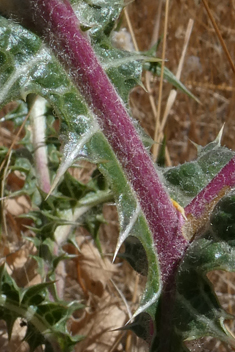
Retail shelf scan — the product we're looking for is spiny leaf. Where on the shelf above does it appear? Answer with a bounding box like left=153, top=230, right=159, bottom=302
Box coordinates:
left=171, top=190, right=235, bottom=350
left=0, top=264, right=83, bottom=351
left=0, top=15, right=161, bottom=324
left=72, top=0, right=196, bottom=103
left=20, top=282, right=53, bottom=305
left=88, top=132, right=161, bottom=319
left=163, top=132, right=234, bottom=207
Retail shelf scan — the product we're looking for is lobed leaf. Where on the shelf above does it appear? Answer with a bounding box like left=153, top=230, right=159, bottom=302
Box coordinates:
left=0, top=2, right=215, bottom=350
left=0, top=264, right=83, bottom=351
left=0, top=13, right=161, bottom=329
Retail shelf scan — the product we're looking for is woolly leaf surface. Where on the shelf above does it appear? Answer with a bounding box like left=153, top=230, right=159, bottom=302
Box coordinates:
left=0, top=14, right=161, bottom=326
left=163, top=139, right=234, bottom=207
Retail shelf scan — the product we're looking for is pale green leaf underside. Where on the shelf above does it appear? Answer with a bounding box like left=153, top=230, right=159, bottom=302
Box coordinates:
left=0, top=16, right=161, bottom=319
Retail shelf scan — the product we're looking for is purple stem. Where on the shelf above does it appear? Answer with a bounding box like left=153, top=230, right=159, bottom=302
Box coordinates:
left=3, top=0, right=189, bottom=283
left=185, top=156, right=235, bottom=237
left=9, top=3, right=235, bottom=351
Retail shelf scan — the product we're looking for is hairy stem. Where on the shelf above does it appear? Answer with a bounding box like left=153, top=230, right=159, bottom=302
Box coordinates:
left=2, top=0, right=189, bottom=283
left=185, top=156, right=235, bottom=239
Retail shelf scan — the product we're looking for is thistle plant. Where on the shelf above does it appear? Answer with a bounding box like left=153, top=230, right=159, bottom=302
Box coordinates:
left=0, top=1, right=235, bottom=352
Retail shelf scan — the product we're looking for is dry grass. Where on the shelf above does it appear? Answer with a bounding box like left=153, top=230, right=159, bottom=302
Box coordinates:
left=127, top=1, right=235, bottom=351
left=128, top=0, right=235, bottom=164
left=1, top=0, right=235, bottom=351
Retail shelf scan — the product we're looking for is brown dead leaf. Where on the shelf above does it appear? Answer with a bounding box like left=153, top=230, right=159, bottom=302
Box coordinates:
left=69, top=160, right=96, bottom=184
left=5, top=196, right=30, bottom=216
left=71, top=294, right=127, bottom=352
left=0, top=318, right=29, bottom=352
left=7, top=171, right=25, bottom=191
left=77, top=242, right=117, bottom=297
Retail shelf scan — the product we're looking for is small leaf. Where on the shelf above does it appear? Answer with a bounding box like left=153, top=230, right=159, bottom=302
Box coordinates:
left=20, top=282, right=53, bottom=306
left=0, top=264, right=83, bottom=351
left=163, top=136, right=234, bottom=207
left=144, top=61, right=199, bottom=102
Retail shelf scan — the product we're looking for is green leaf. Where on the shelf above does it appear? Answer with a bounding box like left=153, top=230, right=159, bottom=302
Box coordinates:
left=119, top=236, right=148, bottom=276
left=175, top=244, right=234, bottom=342
left=144, top=61, right=199, bottom=102
left=2, top=2, right=235, bottom=351
left=171, top=190, right=235, bottom=350
left=93, top=35, right=143, bottom=103
left=163, top=133, right=234, bottom=207
left=0, top=264, right=83, bottom=351
left=71, top=0, right=123, bottom=36
left=0, top=15, right=161, bottom=326
left=20, top=282, right=53, bottom=305
left=0, top=100, right=28, bottom=125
